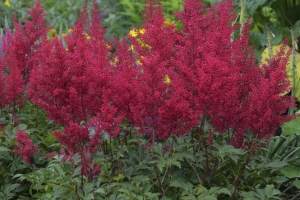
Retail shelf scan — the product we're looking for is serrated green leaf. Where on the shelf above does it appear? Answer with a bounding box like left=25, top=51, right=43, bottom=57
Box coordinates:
left=198, top=195, right=217, bottom=200
left=246, top=0, right=268, bottom=14
left=256, top=184, right=281, bottom=199
left=293, top=180, right=300, bottom=189
left=217, top=145, right=243, bottom=162
left=208, top=187, right=231, bottom=196
left=170, top=181, right=193, bottom=192
left=95, top=187, right=106, bottom=194
left=282, top=117, right=300, bottom=135
left=280, top=166, right=300, bottom=178
left=0, top=146, right=11, bottom=152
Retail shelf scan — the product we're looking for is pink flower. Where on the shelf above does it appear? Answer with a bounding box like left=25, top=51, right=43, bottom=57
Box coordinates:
left=13, top=130, right=38, bottom=164
left=28, top=1, right=113, bottom=127
left=173, top=0, right=295, bottom=147
left=128, top=0, right=196, bottom=139
left=12, top=1, right=48, bottom=83
left=53, top=121, right=101, bottom=179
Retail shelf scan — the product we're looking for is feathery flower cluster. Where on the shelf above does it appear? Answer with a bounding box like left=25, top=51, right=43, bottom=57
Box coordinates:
left=128, top=0, right=197, bottom=139
left=172, top=0, right=295, bottom=147
left=53, top=122, right=101, bottom=180
left=0, top=1, right=48, bottom=109
left=28, top=1, right=115, bottom=127
left=13, top=130, right=38, bottom=164
left=0, top=25, right=24, bottom=108
left=12, top=1, right=48, bottom=83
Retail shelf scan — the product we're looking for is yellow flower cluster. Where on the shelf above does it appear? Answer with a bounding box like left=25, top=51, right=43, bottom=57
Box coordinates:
left=128, top=28, right=150, bottom=51
left=129, top=28, right=146, bottom=38
left=164, top=18, right=175, bottom=27
left=48, top=28, right=57, bottom=38
left=164, top=74, right=171, bottom=84
left=4, top=0, right=10, bottom=7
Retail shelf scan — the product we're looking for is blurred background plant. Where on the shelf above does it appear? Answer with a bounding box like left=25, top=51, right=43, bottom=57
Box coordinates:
left=235, top=0, right=300, bottom=126
left=0, top=0, right=184, bottom=39
left=0, top=0, right=85, bottom=32
left=2, top=0, right=300, bottom=41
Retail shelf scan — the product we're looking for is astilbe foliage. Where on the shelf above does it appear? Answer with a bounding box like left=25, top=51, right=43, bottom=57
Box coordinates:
left=173, top=0, right=295, bottom=147
left=13, top=130, right=38, bottom=164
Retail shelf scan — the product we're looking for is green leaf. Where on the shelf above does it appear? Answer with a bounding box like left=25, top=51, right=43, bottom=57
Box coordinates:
left=246, top=0, right=268, bottom=14
left=17, top=123, right=27, bottom=130
left=256, top=184, right=281, bottom=199
left=282, top=117, right=300, bottom=135
left=95, top=187, right=106, bottom=194
left=294, top=180, right=300, bottom=189
left=217, top=145, right=243, bottom=163
left=0, top=146, right=11, bottom=152
left=280, top=165, right=300, bottom=178
left=170, top=180, right=193, bottom=192
left=198, top=195, right=217, bottom=200
left=208, top=187, right=231, bottom=196
left=83, top=183, right=94, bottom=197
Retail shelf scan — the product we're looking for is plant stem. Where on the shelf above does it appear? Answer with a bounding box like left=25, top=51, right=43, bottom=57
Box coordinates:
left=110, top=137, right=114, bottom=180
left=232, top=139, right=257, bottom=199
left=202, top=145, right=210, bottom=185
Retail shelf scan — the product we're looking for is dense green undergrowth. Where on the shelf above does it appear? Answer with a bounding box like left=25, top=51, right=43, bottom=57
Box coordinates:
left=0, top=102, right=300, bottom=199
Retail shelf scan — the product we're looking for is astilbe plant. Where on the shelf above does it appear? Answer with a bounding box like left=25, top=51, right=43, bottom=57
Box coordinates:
left=0, top=1, right=47, bottom=113
left=12, top=1, right=48, bottom=84
left=0, top=25, right=24, bottom=109
left=109, top=38, right=138, bottom=126
left=171, top=0, right=295, bottom=147
left=128, top=0, right=197, bottom=140
left=28, top=1, right=116, bottom=128
left=13, top=130, right=38, bottom=164
left=53, top=122, right=101, bottom=181
left=27, top=0, right=121, bottom=181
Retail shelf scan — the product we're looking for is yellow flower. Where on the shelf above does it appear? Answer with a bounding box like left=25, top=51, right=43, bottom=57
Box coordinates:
left=137, top=56, right=145, bottom=65
left=129, top=29, right=138, bottom=37
left=164, top=74, right=171, bottom=84
left=139, top=28, right=146, bottom=35
left=129, top=44, right=134, bottom=51
left=136, top=59, right=142, bottom=66
left=114, top=57, right=118, bottom=64
left=106, top=42, right=111, bottom=50
left=4, top=0, right=10, bottom=7
left=48, top=28, right=57, bottom=38
left=164, top=18, right=175, bottom=27
left=85, top=33, right=91, bottom=40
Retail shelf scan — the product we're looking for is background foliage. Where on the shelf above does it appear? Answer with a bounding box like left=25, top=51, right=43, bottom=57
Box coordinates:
left=0, top=0, right=184, bottom=39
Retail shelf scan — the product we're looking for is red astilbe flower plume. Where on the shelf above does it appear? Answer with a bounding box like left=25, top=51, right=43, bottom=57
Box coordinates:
left=28, top=0, right=118, bottom=133
left=173, top=0, right=295, bottom=147
left=12, top=1, right=48, bottom=83
left=229, top=42, right=295, bottom=146
left=128, top=0, right=197, bottom=139
left=53, top=121, right=101, bottom=180
left=0, top=25, right=24, bottom=108
left=174, top=0, right=240, bottom=122
left=109, top=38, right=138, bottom=125
left=13, top=130, right=38, bottom=164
